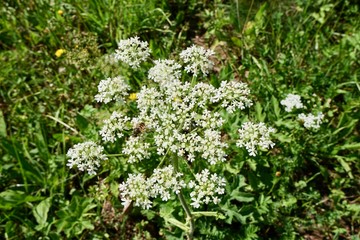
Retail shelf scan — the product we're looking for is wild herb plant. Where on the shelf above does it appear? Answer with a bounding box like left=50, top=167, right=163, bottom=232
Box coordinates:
left=66, top=36, right=275, bottom=239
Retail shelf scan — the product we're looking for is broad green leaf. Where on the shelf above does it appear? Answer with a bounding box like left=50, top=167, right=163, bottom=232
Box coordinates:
left=33, top=197, right=52, bottom=226
left=75, top=114, right=89, bottom=132
left=255, top=102, right=266, bottom=122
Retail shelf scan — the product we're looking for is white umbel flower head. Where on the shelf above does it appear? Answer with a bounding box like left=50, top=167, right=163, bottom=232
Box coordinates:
left=149, top=165, right=186, bottom=201
left=99, top=111, right=131, bottom=142
left=298, top=113, right=324, bottom=129
left=114, top=36, right=151, bottom=69
left=119, top=173, right=153, bottom=209
left=95, top=76, right=130, bottom=103
left=236, top=122, right=276, bottom=156
left=180, top=45, right=215, bottom=76
left=122, top=136, right=151, bottom=163
left=188, top=169, right=226, bottom=208
left=148, top=59, right=182, bottom=85
left=280, top=94, right=304, bottom=112
left=215, top=81, right=253, bottom=113
left=66, top=141, right=108, bottom=175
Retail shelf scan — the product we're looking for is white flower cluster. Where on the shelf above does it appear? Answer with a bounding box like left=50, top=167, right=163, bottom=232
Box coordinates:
left=280, top=94, right=304, bottom=112
left=148, top=59, right=182, bottom=84
left=99, top=111, right=131, bottom=142
left=280, top=93, right=325, bottom=129
left=66, top=141, right=108, bottom=175
left=95, top=76, right=130, bottom=103
left=188, top=169, right=226, bottom=208
left=236, top=122, right=276, bottom=156
left=114, top=36, right=150, bottom=69
left=119, top=165, right=185, bottom=209
left=149, top=165, right=186, bottom=201
left=180, top=45, right=215, bottom=76
left=298, top=113, right=324, bottom=129
left=122, top=136, right=151, bottom=163
left=132, top=79, right=251, bottom=165
left=216, top=81, right=253, bottom=113
left=119, top=173, right=152, bottom=209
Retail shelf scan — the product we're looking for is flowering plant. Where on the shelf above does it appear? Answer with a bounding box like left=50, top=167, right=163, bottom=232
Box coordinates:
left=66, top=37, right=276, bottom=239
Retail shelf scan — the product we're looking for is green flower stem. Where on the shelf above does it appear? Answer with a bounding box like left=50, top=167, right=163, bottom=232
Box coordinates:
left=178, top=190, right=195, bottom=240
left=172, top=157, right=195, bottom=239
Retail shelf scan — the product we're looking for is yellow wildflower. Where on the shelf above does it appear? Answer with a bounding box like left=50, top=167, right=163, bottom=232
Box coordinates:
left=55, top=49, right=66, bottom=58
left=57, top=10, right=64, bottom=15
left=129, top=93, right=137, bottom=100
left=173, top=97, right=182, bottom=103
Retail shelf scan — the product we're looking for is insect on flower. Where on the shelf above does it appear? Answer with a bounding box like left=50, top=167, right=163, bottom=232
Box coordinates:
left=133, top=122, right=146, bottom=137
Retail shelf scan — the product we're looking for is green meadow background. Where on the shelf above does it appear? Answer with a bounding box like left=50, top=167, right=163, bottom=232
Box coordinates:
left=0, top=0, right=359, bottom=239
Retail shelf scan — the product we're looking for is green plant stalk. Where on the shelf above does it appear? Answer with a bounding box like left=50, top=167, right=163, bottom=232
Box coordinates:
left=178, top=190, right=195, bottom=240
left=172, top=157, right=195, bottom=239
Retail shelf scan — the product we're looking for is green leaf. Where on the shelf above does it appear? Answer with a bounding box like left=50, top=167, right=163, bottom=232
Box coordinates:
left=0, top=190, right=43, bottom=209
left=335, top=156, right=353, bottom=179
left=230, top=191, right=255, bottom=203
left=33, top=197, right=52, bottom=227
left=0, top=110, right=6, bottom=137
left=75, top=114, right=89, bottom=132
left=255, top=102, right=266, bottom=122
left=271, top=96, right=280, bottom=119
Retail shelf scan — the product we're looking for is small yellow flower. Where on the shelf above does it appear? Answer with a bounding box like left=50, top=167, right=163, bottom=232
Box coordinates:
left=55, top=49, right=66, bottom=58
left=57, top=10, right=64, bottom=15
left=129, top=93, right=137, bottom=100
left=173, top=97, right=182, bottom=103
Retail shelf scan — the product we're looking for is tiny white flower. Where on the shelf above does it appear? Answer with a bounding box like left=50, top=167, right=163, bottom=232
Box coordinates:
left=149, top=165, right=186, bottom=201
left=122, top=136, right=151, bottom=163
left=298, top=112, right=324, bottom=129
left=236, top=122, right=275, bottom=156
left=119, top=173, right=153, bottom=209
left=180, top=45, right=215, bottom=76
left=188, top=169, right=226, bottom=208
left=66, top=141, right=108, bottom=175
left=95, top=76, right=130, bottom=103
left=114, top=36, right=151, bottom=69
left=280, top=94, right=304, bottom=112
left=148, top=59, right=182, bottom=85
left=99, top=111, right=131, bottom=142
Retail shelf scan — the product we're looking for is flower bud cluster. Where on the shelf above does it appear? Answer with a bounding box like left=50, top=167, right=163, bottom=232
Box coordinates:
left=280, top=94, right=304, bottom=112
left=188, top=169, right=226, bottom=208
left=66, top=141, right=108, bottom=175
left=95, top=76, right=130, bottom=103
left=236, top=122, right=276, bottom=156
left=114, top=36, right=151, bottom=69
left=298, top=113, right=324, bottom=129
left=119, top=165, right=185, bottom=209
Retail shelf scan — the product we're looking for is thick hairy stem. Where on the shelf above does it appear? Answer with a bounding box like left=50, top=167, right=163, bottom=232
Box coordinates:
left=178, top=190, right=195, bottom=240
